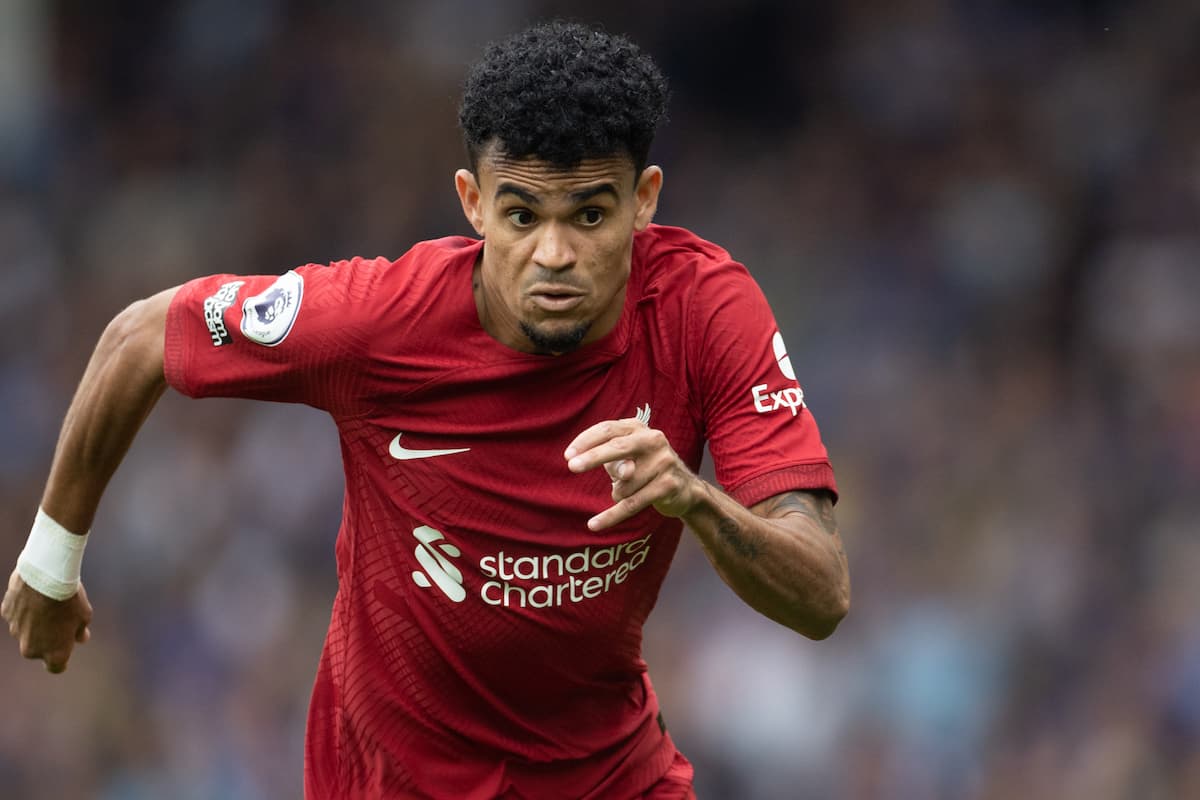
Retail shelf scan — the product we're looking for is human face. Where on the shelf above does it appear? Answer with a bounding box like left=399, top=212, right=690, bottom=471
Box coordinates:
left=455, top=150, right=662, bottom=354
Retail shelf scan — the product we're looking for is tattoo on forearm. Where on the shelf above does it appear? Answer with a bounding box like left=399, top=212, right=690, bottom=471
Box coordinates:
left=761, top=491, right=839, bottom=536
left=718, top=517, right=761, bottom=559
left=818, top=502, right=839, bottom=537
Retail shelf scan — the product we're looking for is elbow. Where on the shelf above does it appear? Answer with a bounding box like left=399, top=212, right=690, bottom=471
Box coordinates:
left=797, top=579, right=851, bottom=641
left=805, top=601, right=849, bottom=641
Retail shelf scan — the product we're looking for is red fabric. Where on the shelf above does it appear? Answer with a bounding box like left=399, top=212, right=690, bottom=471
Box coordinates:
left=639, top=751, right=696, bottom=799
left=164, top=225, right=834, bottom=798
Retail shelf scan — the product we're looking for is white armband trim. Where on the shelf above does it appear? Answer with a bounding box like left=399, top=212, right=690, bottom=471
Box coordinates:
left=16, top=508, right=89, bottom=601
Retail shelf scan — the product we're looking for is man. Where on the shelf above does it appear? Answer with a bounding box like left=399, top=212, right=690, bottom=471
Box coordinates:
left=3, top=21, right=849, bottom=799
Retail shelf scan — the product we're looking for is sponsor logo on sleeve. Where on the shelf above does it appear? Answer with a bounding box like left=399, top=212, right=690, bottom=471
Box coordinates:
left=750, top=330, right=806, bottom=416
left=202, top=280, right=246, bottom=346
left=752, top=383, right=805, bottom=416
left=772, top=330, right=796, bottom=380
left=241, top=270, right=303, bottom=346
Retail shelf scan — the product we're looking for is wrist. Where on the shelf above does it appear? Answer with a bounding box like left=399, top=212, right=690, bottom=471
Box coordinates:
left=16, top=508, right=89, bottom=601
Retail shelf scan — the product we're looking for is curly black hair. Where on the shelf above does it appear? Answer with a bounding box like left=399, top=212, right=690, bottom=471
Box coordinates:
left=459, top=21, right=669, bottom=174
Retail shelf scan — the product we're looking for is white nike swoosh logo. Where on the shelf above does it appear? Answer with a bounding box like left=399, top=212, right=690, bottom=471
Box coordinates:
left=388, top=433, right=470, bottom=461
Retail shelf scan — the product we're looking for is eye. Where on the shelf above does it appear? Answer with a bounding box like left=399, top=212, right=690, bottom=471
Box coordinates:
left=507, top=209, right=536, bottom=227
left=576, top=207, right=604, bottom=227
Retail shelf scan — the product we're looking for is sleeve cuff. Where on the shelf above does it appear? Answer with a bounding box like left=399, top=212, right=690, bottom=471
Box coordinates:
left=162, top=285, right=197, bottom=398
left=726, top=462, right=838, bottom=508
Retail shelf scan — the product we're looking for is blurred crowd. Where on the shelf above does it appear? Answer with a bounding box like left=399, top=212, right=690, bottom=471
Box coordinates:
left=1, top=1, right=1198, bottom=798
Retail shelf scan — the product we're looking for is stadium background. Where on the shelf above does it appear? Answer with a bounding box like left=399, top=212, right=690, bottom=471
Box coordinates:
left=1, top=1, right=1198, bottom=797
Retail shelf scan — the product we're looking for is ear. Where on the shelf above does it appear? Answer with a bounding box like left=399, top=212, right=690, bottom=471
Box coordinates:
left=633, top=166, right=663, bottom=231
left=455, top=169, right=485, bottom=236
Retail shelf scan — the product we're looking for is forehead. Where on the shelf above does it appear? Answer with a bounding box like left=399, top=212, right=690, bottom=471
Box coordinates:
left=477, top=151, right=637, bottom=199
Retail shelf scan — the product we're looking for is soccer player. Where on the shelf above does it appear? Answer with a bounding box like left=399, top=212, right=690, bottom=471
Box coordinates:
left=3, top=21, right=850, bottom=799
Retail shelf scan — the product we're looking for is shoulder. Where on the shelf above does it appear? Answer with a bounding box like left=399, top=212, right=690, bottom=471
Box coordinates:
left=635, top=224, right=735, bottom=268
left=320, top=235, right=480, bottom=282
left=308, top=235, right=481, bottom=306
left=404, top=235, right=484, bottom=265
left=633, top=224, right=759, bottom=303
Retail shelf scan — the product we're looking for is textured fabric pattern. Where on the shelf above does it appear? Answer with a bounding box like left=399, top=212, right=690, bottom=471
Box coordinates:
left=163, top=224, right=834, bottom=798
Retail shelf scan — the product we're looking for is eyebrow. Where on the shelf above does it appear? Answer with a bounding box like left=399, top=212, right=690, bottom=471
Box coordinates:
left=495, top=182, right=540, bottom=205
left=568, top=183, right=619, bottom=204
left=494, top=182, right=620, bottom=206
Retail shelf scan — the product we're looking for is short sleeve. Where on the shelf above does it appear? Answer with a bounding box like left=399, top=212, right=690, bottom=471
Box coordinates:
left=688, top=263, right=837, bottom=507
left=164, top=256, right=392, bottom=415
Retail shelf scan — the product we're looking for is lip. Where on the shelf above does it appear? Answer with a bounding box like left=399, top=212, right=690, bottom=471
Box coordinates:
left=528, top=284, right=586, bottom=312
left=529, top=293, right=586, bottom=312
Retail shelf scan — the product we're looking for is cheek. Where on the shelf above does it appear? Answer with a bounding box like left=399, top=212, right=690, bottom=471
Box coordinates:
left=590, top=237, right=632, bottom=288
left=482, top=245, right=527, bottom=297
left=484, top=236, right=525, bottom=273
left=496, top=230, right=537, bottom=261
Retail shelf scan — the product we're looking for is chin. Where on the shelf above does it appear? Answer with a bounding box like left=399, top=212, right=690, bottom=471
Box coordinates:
left=520, top=320, right=592, bottom=354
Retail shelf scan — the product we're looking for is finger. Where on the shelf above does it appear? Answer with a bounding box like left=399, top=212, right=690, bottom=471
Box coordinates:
left=600, top=459, right=700, bottom=529
left=604, top=459, right=634, bottom=482
left=3, top=572, right=20, bottom=618
left=44, top=652, right=69, bottom=674
left=590, top=470, right=676, bottom=525
left=611, top=464, right=655, bottom=503
left=564, top=418, right=647, bottom=462
left=590, top=479, right=663, bottom=531
left=19, top=637, right=41, bottom=660
left=568, top=427, right=658, bottom=474
left=76, top=624, right=90, bottom=644
left=568, top=438, right=641, bottom=474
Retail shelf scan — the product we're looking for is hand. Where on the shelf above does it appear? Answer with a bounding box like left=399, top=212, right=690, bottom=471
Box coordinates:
left=565, top=416, right=704, bottom=531
left=2, top=569, right=92, bottom=673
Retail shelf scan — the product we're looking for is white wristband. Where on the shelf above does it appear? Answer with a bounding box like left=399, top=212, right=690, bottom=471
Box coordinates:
left=16, top=508, right=89, bottom=601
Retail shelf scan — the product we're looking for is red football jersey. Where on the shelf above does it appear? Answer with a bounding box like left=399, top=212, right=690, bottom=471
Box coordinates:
left=163, top=224, right=836, bottom=799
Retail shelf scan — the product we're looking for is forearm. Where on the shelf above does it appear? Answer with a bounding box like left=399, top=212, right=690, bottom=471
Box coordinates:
left=40, top=289, right=176, bottom=533
left=682, top=484, right=850, bottom=639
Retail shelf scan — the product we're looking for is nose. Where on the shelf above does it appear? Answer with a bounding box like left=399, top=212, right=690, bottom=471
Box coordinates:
left=532, top=223, right=576, bottom=270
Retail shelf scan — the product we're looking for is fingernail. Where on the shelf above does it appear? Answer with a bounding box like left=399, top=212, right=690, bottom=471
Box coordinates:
left=568, top=457, right=583, bottom=471
left=564, top=447, right=577, bottom=459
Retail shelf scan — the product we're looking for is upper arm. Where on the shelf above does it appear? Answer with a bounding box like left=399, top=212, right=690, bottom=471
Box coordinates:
left=685, top=264, right=837, bottom=505
left=160, top=260, right=391, bottom=411
left=104, top=285, right=182, bottom=384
